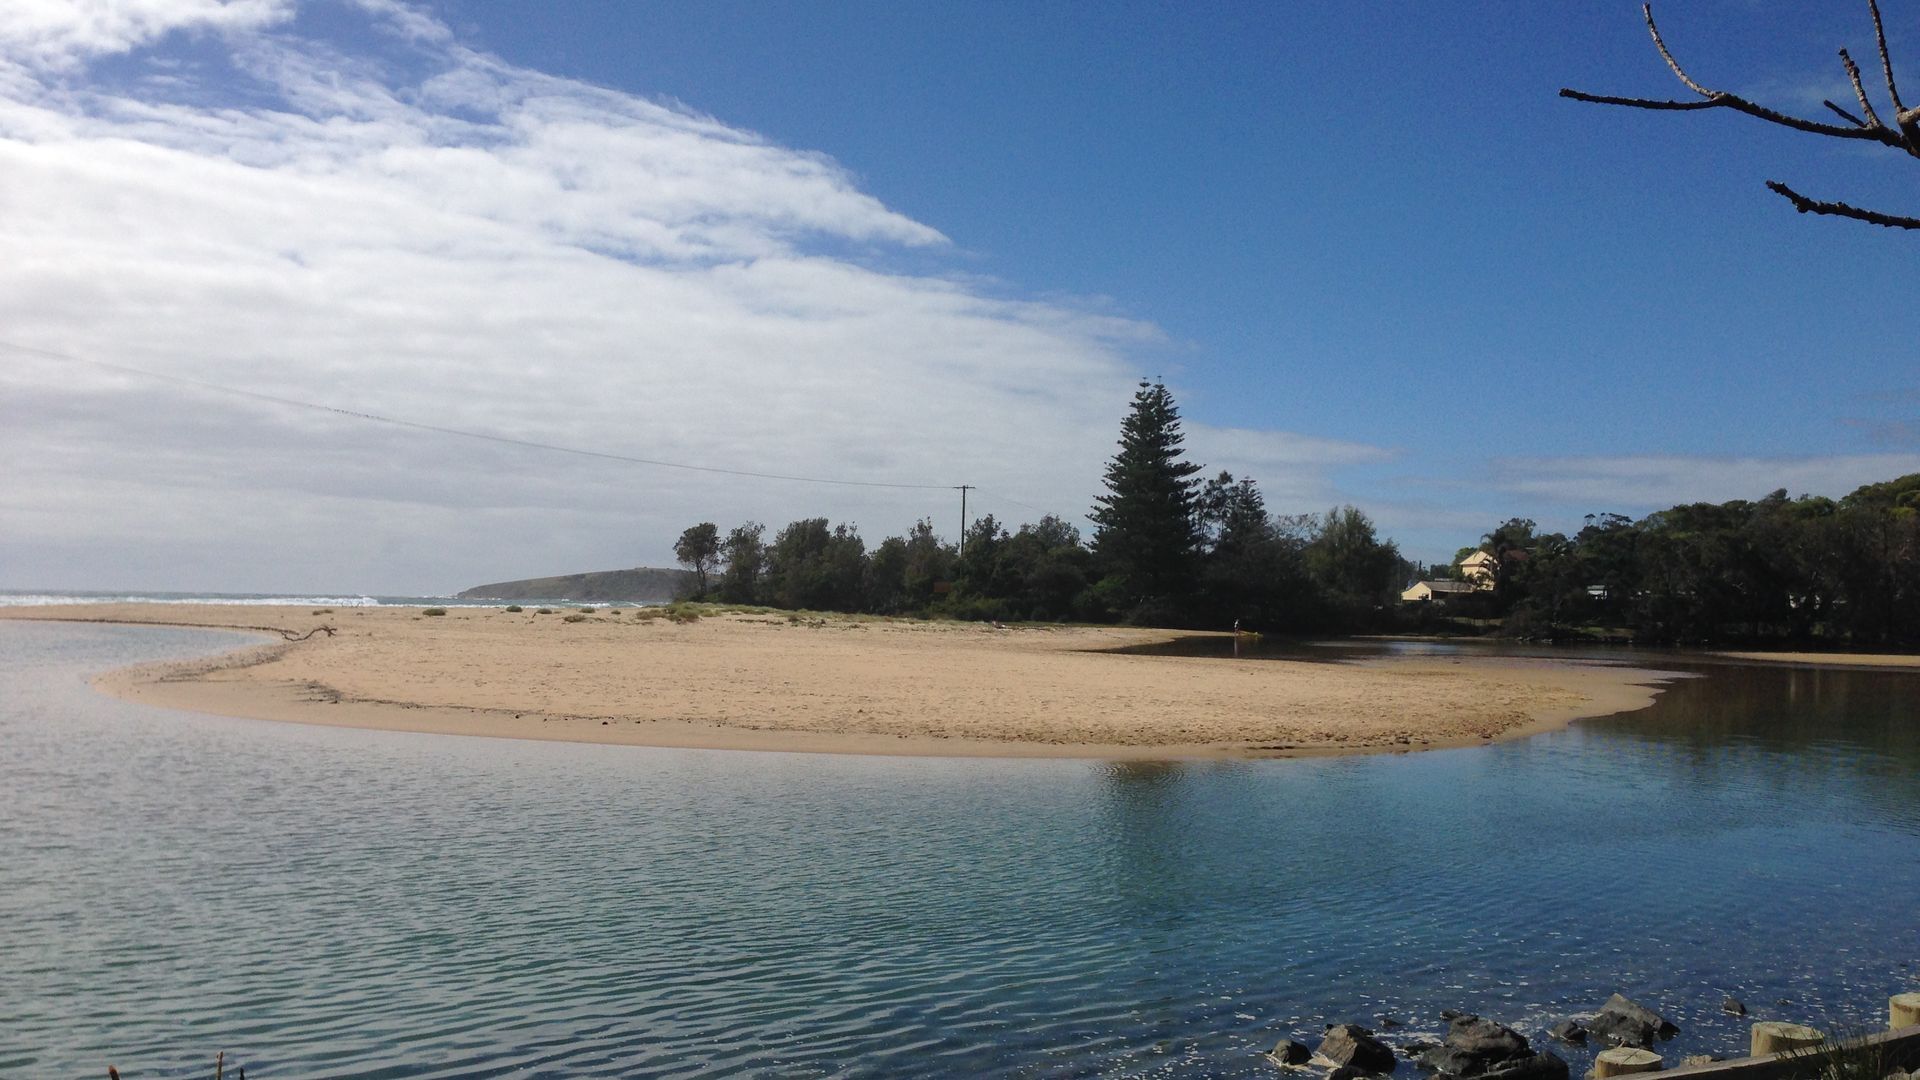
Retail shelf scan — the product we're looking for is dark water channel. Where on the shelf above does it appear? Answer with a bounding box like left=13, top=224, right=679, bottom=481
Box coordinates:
left=2, top=622, right=1916, bottom=1078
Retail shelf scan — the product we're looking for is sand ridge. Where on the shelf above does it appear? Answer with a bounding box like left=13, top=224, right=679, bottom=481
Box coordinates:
left=4, top=603, right=1683, bottom=759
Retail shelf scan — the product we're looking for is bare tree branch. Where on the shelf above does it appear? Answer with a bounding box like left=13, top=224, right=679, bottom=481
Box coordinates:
left=1767, top=180, right=1920, bottom=229
left=1869, top=0, right=1908, bottom=113
left=1561, top=2, right=1920, bottom=231
left=1643, top=3, right=1713, bottom=97
left=1824, top=99, right=1870, bottom=127
left=1841, top=48, right=1888, bottom=129
left=1558, top=88, right=1717, bottom=111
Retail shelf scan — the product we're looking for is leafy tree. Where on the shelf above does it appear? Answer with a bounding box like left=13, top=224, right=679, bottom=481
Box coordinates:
left=672, top=522, right=721, bottom=598
left=767, top=518, right=866, bottom=611
left=1089, top=381, right=1204, bottom=621
left=716, top=522, right=767, bottom=604
left=1306, top=505, right=1401, bottom=627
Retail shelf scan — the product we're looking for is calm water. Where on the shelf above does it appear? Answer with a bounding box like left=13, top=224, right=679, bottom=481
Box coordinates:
left=2, top=623, right=1917, bottom=1079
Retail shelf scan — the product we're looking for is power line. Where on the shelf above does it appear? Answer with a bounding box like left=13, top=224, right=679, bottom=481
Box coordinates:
left=1, top=339, right=962, bottom=492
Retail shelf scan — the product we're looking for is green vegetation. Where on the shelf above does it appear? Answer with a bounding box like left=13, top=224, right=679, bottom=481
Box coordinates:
left=663, top=383, right=1919, bottom=643
left=674, top=522, right=721, bottom=597
left=562, top=613, right=587, bottom=623
left=505, top=604, right=523, bottom=612
left=535, top=608, right=555, bottom=615
left=423, top=607, right=447, bottom=616
left=673, top=382, right=1403, bottom=632
left=633, top=601, right=706, bottom=623
left=1459, top=476, right=1920, bottom=644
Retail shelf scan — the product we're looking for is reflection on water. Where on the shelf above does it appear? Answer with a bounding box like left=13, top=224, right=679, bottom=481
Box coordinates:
left=2, top=622, right=1918, bottom=1079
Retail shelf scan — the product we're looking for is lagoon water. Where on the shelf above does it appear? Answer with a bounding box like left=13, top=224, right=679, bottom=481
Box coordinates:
left=2, top=622, right=1917, bottom=1079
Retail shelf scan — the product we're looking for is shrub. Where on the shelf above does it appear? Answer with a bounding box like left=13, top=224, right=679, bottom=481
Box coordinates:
left=536, top=608, right=555, bottom=615
left=578, top=607, right=595, bottom=613
left=563, top=613, right=587, bottom=623
left=505, top=605, right=523, bottom=613
left=423, top=607, right=448, bottom=617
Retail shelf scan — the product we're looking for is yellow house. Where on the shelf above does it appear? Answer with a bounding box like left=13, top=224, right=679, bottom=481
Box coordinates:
left=1401, top=580, right=1475, bottom=603
left=1458, top=550, right=1498, bottom=590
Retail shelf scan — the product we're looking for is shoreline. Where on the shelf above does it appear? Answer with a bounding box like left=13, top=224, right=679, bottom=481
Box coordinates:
left=3, top=603, right=1690, bottom=760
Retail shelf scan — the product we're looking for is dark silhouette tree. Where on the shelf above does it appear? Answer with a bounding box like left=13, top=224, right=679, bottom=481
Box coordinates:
left=1562, top=3, right=1920, bottom=230
left=1089, top=381, right=1204, bottom=621
left=673, top=522, right=720, bottom=598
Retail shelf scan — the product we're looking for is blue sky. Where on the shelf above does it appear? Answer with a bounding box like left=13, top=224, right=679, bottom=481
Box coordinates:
left=2, top=1, right=1917, bottom=592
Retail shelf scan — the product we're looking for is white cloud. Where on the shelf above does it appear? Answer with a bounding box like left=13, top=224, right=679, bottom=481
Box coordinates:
left=1486, top=453, right=1920, bottom=511
left=0, top=1, right=1385, bottom=593
left=0, top=0, right=292, bottom=72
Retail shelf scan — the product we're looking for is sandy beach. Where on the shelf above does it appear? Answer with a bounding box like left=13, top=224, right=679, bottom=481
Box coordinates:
left=3, top=603, right=1684, bottom=759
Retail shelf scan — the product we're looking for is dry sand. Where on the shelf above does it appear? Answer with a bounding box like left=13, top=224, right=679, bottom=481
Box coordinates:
left=3, top=603, right=1683, bottom=759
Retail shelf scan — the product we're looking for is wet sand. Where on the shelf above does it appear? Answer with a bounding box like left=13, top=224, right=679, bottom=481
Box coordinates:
left=1713, top=650, right=1920, bottom=669
left=2, top=604, right=1681, bottom=759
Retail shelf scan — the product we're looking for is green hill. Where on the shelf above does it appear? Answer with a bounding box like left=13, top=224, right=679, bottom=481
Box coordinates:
left=455, top=566, right=692, bottom=603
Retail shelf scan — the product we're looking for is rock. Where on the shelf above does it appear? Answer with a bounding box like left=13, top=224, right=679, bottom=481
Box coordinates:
left=1483, top=1052, right=1570, bottom=1080
left=1331, top=1067, right=1376, bottom=1080
left=1272, top=1039, right=1313, bottom=1066
left=1319, top=1025, right=1398, bottom=1075
left=1722, top=997, right=1747, bottom=1016
left=1588, top=995, right=1678, bottom=1049
left=1549, top=1020, right=1588, bottom=1045
left=1587, top=1015, right=1656, bottom=1050
left=1443, top=1010, right=1467, bottom=1021
left=1422, top=1014, right=1537, bottom=1076
left=1447, top=1016, right=1532, bottom=1065
left=1422, top=1047, right=1487, bottom=1075
left=1604, top=995, right=1679, bottom=1039
left=1381, top=1016, right=1405, bottom=1029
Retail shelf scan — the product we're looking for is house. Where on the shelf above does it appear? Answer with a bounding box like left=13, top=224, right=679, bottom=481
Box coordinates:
left=1458, top=550, right=1499, bottom=591
left=1401, top=579, right=1477, bottom=603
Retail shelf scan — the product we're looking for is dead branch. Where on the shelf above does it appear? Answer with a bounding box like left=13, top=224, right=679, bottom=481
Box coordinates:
left=1560, top=3, right=1920, bottom=230
left=278, top=625, right=337, bottom=641
left=1767, top=180, right=1920, bottom=228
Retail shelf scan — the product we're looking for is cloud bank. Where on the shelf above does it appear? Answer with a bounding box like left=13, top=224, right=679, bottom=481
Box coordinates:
left=0, top=0, right=1391, bottom=592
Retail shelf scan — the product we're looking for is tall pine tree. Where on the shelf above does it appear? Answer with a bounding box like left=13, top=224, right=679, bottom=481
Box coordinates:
left=1090, top=381, right=1203, bottom=620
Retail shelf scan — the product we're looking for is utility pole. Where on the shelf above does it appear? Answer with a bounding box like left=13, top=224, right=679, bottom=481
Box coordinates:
left=955, top=485, right=974, bottom=555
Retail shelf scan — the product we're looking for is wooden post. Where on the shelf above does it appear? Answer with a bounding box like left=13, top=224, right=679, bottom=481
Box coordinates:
left=1750, top=1022, right=1825, bottom=1057
left=1592, top=1047, right=1663, bottom=1078
left=1894, top=993, right=1920, bottom=1030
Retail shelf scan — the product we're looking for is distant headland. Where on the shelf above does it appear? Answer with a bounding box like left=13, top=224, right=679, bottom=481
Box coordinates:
left=454, top=566, right=691, bottom=604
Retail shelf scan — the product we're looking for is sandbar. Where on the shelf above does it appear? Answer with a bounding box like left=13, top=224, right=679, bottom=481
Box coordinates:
left=1712, top=650, right=1920, bottom=669
left=2, top=603, right=1682, bottom=759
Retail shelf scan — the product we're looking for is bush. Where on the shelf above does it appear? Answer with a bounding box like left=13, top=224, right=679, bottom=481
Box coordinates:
left=423, top=607, right=448, bottom=617
left=536, top=608, right=555, bottom=615
left=505, top=605, right=523, bottom=612
left=563, top=613, right=587, bottom=623
left=578, top=607, right=595, bottom=613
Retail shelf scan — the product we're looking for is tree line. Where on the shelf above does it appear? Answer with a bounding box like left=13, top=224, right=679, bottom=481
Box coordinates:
left=673, top=381, right=1407, bottom=632
left=673, top=380, right=1920, bottom=644
left=1455, top=475, right=1920, bottom=645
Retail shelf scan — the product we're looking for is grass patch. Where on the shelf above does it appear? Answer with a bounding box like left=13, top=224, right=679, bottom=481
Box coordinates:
left=423, top=607, right=448, bottom=617
left=562, top=613, right=588, bottom=623
left=632, top=601, right=706, bottom=623
left=1786, top=1033, right=1888, bottom=1080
